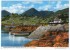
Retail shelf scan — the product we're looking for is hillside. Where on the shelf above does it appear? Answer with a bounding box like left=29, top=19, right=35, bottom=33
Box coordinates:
left=55, top=8, right=69, bottom=15
left=1, top=8, right=69, bottom=25
left=47, top=8, right=69, bottom=23
left=54, top=8, right=69, bottom=21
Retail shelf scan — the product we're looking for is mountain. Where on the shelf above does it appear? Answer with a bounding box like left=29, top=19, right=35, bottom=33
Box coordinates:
left=48, top=8, right=69, bottom=23
left=2, top=8, right=69, bottom=22
left=21, top=8, right=54, bottom=17
left=21, top=8, right=39, bottom=17
left=1, top=10, right=11, bottom=21
left=55, top=8, right=69, bottom=15
left=54, top=8, right=69, bottom=22
left=39, top=11, right=54, bottom=17
left=1, top=10, right=11, bottom=17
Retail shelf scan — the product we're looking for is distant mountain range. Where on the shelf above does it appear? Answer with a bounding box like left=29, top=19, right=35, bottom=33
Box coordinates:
left=1, top=8, right=69, bottom=18
left=21, top=8, right=54, bottom=17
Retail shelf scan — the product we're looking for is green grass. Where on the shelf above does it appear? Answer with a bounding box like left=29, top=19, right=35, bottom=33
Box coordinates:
left=2, top=16, right=48, bottom=25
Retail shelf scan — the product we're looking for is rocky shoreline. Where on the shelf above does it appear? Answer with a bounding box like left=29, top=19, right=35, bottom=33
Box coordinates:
left=24, top=24, right=69, bottom=47
left=2, top=23, right=69, bottom=47
left=24, top=31, right=69, bottom=47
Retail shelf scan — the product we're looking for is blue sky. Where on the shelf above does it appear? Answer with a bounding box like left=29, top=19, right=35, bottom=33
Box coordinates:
left=2, top=0, right=69, bottom=14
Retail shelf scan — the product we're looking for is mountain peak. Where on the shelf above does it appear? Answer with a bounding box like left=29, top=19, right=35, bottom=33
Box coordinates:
left=28, top=8, right=38, bottom=12
left=29, top=8, right=36, bottom=10
left=21, top=8, right=39, bottom=17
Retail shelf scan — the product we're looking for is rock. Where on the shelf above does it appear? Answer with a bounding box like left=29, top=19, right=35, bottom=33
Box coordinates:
left=48, top=24, right=65, bottom=31
left=28, top=26, right=50, bottom=39
left=28, top=24, right=66, bottom=39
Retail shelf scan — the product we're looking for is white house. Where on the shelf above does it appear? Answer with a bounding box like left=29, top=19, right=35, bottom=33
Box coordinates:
left=49, top=17, right=62, bottom=24
left=53, top=18, right=62, bottom=23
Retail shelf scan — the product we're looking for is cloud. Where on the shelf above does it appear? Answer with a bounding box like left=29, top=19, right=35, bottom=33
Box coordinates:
left=54, top=1, right=69, bottom=10
left=2, top=0, right=69, bottom=14
left=38, top=5, right=51, bottom=11
left=2, top=3, right=35, bottom=14
left=2, top=3, right=25, bottom=14
left=2, top=0, right=69, bottom=1
left=29, top=1, right=43, bottom=4
left=44, top=5, right=51, bottom=10
left=28, top=5, right=34, bottom=8
left=22, top=0, right=43, bottom=4
left=22, top=2, right=30, bottom=4
left=48, top=1, right=57, bottom=4
left=63, top=4, right=69, bottom=8
left=38, top=1, right=69, bottom=11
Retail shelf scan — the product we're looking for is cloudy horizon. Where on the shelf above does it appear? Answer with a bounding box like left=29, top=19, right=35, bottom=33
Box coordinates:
left=2, top=0, right=69, bottom=14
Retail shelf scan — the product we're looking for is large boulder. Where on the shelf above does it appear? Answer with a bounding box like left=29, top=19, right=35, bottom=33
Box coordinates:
left=28, top=26, right=50, bottom=39
left=28, top=24, right=65, bottom=39
left=48, top=24, right=65, bottom=31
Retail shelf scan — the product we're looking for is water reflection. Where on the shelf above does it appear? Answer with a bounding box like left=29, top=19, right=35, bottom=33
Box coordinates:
left=8, top=34, right=31, bottom=42
left=1, top=31, right=32, bottom=46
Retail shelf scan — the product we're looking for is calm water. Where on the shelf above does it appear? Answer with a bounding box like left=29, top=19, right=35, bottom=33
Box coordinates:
left=1, top=30, right=32, bottom=47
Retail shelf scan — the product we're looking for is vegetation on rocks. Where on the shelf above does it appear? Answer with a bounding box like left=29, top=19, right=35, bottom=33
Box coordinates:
left=24, top=23, right=69, bottom=47
left=25, top=31, right=69, bottom=47
left=28, top=24, right=68, bottom=39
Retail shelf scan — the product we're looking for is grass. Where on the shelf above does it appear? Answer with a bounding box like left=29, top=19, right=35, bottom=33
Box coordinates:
left=2, top=16, right=48, bottom=25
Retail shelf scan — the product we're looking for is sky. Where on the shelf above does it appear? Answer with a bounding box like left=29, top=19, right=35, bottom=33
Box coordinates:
left=2, top=0, right=69, bottom=14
